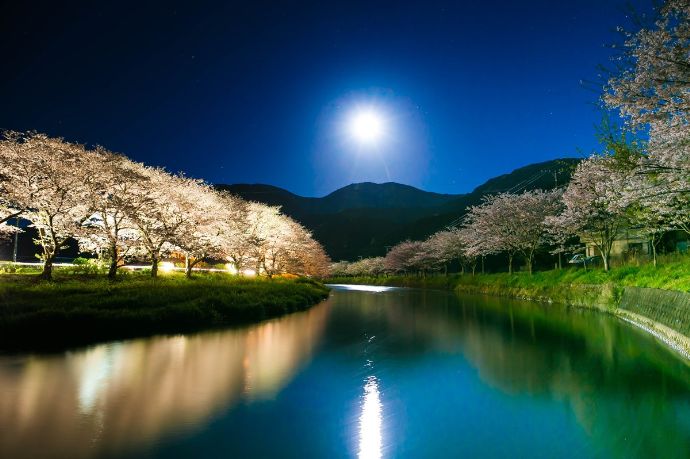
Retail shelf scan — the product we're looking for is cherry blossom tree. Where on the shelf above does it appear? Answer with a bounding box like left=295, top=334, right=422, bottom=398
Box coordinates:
left=0, top=203, right=21, bottom=241
left=605, top=0, right=690, bottom=156
left=330, top=261, right=351, bottom=277
left=294, top=238, right=331, bottom=277
left=217, top=195, right=253, bottom=274
left=408, top=239, right=444, bottom=274
left=243, top=202, right=285, bottom=275
left=78, top=150, right=150, bottom=278
left=461, top=190, right=562, bottom=274
left=167, top=183, right=230, bottom=278
left=404, top=230, right=469, bottom=275
left=0, top=161, right=22, bottom=240
left=121, top=168, right=200, bottom=278
left=0, top=132, right=95, bottom=279
left=457, top=225, right=493, bottom=274
left=553, top=156, right=630, bottom=271
left=605, top=0, right=690, bottom=229
left=384, top=240, right=424, bottom=274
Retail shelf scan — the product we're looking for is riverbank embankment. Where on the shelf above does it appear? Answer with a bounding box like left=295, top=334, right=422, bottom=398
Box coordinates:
left=0, top=273, right=330, bottom=351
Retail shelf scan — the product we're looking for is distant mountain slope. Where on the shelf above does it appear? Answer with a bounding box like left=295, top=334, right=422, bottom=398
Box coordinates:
left=218, top=181, right=459, bottom=216
left=320, top=182, right=459, bottom=211
left=217, top=158, right=581, bottom=261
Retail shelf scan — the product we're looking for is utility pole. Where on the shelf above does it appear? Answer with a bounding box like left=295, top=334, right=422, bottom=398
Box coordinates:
left=12, top=216, right=19, bottom=262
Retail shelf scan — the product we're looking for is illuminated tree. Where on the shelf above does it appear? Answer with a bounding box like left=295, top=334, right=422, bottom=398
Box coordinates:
left=0, top=132, right=94, bottom=279
left=168, top=183, right=229, bottom=278
left=121, top=168, right=199, bottom=277
left=0, top=131, right=332, bottom=281
left=79, top=151, right=150, bottom=278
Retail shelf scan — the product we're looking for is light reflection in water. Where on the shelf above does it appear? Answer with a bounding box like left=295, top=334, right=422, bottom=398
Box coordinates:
left=358, top=375, right=383, bottom=459
left=0, top=304, right=329, bottom=459
left=327, top=284, right=397, bottom=293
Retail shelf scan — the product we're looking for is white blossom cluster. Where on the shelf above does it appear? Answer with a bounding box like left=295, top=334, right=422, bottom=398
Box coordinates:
left=0, top=132, right=331, bottom=280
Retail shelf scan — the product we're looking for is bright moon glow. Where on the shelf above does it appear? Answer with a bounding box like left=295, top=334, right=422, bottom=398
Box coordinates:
left=358, top=375, right=383, bottom=459
left=349, top=109, right=385, bottom=145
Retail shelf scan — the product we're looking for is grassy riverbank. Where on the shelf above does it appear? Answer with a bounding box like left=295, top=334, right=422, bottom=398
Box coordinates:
left=0, top=272, right=330, bottom=350
left=329, top=257, right=690, bottom=297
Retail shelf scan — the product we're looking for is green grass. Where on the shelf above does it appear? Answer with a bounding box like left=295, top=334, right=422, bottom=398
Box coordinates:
left=327, top=256, right=690, bottom=312
left=452, top=259, right=690, bottom=293
left=329, top=256, right=690, bottom=293
left=0, top=271, right=330, bottom=350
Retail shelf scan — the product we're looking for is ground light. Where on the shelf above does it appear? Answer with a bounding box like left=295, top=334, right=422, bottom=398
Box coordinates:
left=159, top=261, right=175, bottom=273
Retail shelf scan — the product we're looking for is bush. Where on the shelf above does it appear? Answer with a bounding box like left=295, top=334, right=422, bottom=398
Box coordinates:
left=0, top=263, right=17, bottom=274
left=67, top=258, right=107, bottom=275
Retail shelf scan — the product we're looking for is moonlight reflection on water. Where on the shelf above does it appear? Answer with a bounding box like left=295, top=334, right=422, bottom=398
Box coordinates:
left=358, top=375, right=383, bottom=459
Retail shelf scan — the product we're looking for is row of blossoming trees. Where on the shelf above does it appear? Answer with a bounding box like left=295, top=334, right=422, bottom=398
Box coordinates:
left=333, top=0, right=690, bottom=277
left=0, top=132, right=331, bottom=280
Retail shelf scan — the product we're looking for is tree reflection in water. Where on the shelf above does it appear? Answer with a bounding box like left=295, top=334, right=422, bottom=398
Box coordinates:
left=0, top=303, right=329, bottom=459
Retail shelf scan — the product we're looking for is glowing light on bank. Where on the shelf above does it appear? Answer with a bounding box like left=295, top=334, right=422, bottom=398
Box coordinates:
left=358, top=375, right=383, bottom=459
left=159, top=261, right=175, bottom=273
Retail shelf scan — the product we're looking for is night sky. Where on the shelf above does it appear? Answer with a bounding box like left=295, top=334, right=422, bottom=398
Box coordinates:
left=1, top=0, right=651, bottom=196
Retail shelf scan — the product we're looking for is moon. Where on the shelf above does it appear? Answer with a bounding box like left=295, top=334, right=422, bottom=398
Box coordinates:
left=349, top=108, right=385, bottom=145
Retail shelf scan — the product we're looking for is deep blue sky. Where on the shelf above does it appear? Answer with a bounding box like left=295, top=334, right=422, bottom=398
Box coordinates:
left=0, top=0, right=651, bottom=196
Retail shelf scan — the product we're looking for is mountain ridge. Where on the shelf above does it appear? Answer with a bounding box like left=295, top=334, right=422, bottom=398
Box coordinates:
left=217, top=158, right=581, bottom=261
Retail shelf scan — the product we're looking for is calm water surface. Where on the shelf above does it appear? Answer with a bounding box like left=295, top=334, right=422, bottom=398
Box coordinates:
left=2, top=285, right=690, bottom=458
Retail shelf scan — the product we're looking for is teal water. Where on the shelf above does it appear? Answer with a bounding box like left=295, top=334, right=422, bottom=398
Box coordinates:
left=2, top=285, right=690, bottom=458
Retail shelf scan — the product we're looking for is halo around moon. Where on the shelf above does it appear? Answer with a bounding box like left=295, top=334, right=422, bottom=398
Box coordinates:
left=348, top=108, right=385, bottom=145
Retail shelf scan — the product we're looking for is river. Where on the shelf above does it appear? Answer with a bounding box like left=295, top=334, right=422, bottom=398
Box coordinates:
left=1, top=284, right=690, bottom=458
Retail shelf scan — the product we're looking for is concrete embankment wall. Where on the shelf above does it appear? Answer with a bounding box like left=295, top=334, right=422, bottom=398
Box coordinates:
left=454, top=281, right=620, bottom=311
left=618, top=287, right=690, bottom=337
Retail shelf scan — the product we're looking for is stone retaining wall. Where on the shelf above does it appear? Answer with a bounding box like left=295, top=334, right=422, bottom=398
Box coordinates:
left=619, top=287, right=690, bottom=337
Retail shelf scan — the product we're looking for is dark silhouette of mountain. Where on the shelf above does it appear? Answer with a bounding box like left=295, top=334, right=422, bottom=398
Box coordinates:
left=217, top=158, right=581, bottom=261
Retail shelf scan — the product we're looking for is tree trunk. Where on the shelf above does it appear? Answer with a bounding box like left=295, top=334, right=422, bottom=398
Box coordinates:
left=38, top=227, right=56, bottom=280
left=481, top=256, right=485, bottom=274
left=527, top=254, right=533, bottom=275
left=40, top=254, right=54, bottom=280
left=151, top=255, right=159, bottom=278
left=508, top=254, right=513, bottom=275
left=108, top=242, right=118, bottom=279
left=602, top=253, right=610, bottom=272
left=185, top=254, right=193, bottom=278
left=651, top=237, right=658, bottom=268
left=557, top=252, right=562, bottom=270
